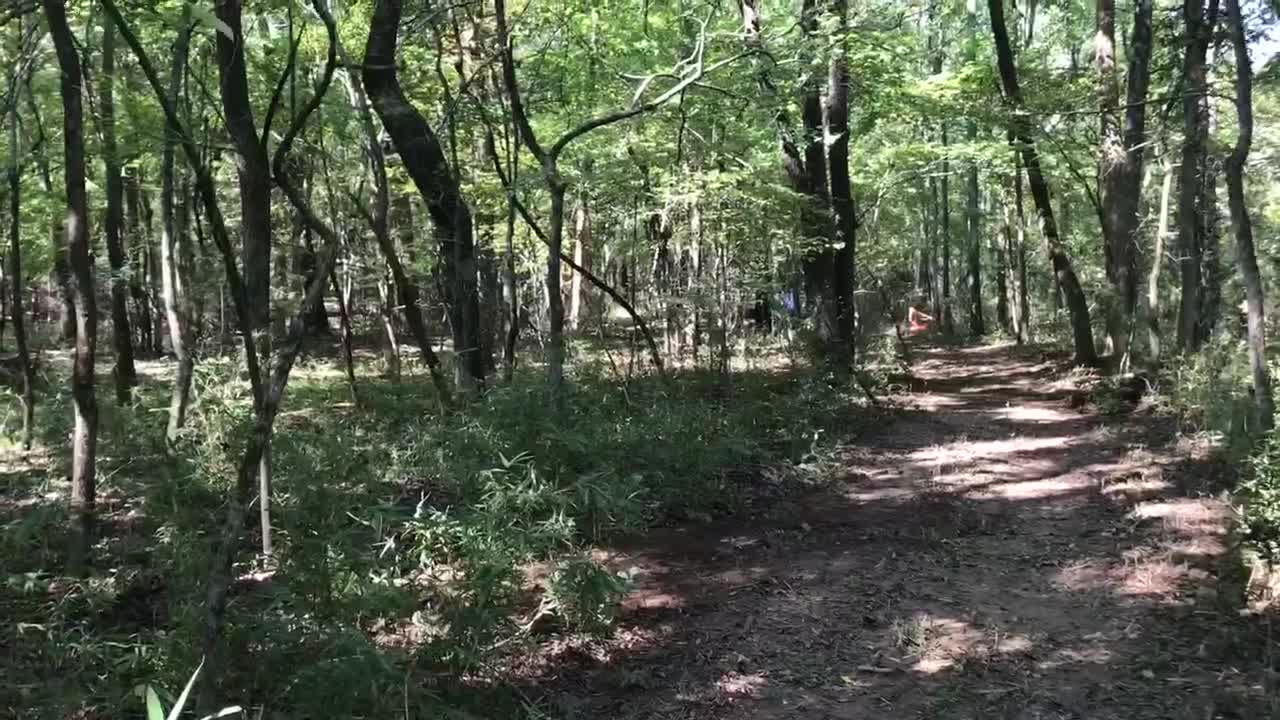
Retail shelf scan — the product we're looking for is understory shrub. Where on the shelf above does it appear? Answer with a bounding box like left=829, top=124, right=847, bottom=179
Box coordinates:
left=3, top=349, right=854, bottom=718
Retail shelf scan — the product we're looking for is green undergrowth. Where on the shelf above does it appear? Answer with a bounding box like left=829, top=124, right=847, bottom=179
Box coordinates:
left=1, top=352, right=862, bottom=718
left=1149, top=336, right=1280, bottom=567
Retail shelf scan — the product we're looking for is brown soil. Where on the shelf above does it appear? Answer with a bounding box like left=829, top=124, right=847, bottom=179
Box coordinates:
left=514, top=344, right=1278, bottom=719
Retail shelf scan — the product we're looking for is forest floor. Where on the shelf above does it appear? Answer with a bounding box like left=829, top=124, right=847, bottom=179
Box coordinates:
left=513, top=343, right=1278, bottom=720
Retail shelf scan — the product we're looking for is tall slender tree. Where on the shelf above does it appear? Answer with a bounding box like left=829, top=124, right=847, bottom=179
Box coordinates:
left=1222, top=0, right=1273, bottom=430
left=1176, top=0, right=1218, bottom=352
left=100, top=18, right=137, bottom=404
left=989, top=0, right=1096, bottom=364
left=215, top=0, right=272, bottom=330
left=966, top=0, right=984, bottom=336
left=8, top=18, right=34, bottom=451
left=827, top=0, right=856, bottom=359
left=1098, top=0, right=1154, bottom=367
left=43, top=0, right=100, bottom=573
left=364, top=0, right=485, bottom=390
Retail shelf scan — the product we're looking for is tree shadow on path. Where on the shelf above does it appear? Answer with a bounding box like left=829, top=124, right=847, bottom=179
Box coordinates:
left=512, top=343, right=1277, bottom=720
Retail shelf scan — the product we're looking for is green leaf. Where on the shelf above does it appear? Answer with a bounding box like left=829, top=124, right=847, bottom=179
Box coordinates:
left=199, top=707, right=244, bottom=720
left=189, top=2, right=234, bottom=40
left=144, top=687, right=165, bottom=720
left=167, top=658, right=205, bottom=720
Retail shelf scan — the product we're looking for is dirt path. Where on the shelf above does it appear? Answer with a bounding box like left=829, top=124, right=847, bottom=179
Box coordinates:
left=523, top=344, right=1276, bottom=719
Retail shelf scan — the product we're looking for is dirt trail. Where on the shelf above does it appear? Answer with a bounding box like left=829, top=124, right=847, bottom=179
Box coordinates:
left=525, top=344, right=1276, bottom=719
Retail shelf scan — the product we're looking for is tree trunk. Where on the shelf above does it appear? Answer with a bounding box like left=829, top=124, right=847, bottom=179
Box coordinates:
left=798, top=0, right=835, bottom=340
left=335, top=37, right=450, bottom=400
left=215, top=0, right=271, bottom=330
left=1223, top=0, right=1273, bottom=430
left=546, top=182, right=567, bottom=400
left=364, top=0, right=483, bottom=389
left=966, top=1, right=984, bottom=337
left=826, top=0, right=855, bottom=361
left=569, top=196, right=591, bottom=332
left=377, top=269, right=402, bottom=381
left=966, top=143, right=983, bottom=336
left=503, top=199, right=519, bottom=382
left=996, top=184, right=1012, bottom=333
left=1176, top=0, right=1218, bottom=352
left=44, top=0, right=99, bottom=574
left=8, top=20, right=33, bottom=450
left=124, top=169, right=154, bottom=353
left=161, top=6, right=194, bottom=443
left=989, top=0, right=1096, bottom=364
left=1015, top=160, right=1030, bottom=340
left=941, top=126, right=953, bottom=334
left=1098, top=0, right=1153, bottom=367
left=1147, top=151, right=1174, bottom=361
left=100, top=20, right=137, bottom=404
left=24, top=86, right=75, bottom=341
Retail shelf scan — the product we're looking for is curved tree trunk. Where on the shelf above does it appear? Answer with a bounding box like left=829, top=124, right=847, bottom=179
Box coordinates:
left=1223, top=0, right=1273, bottom=431
left=989, top=0, right=1096, bottom=364
left=215, top=0, right=272, bottom=330
left=364, top=0, right=484, bottom=390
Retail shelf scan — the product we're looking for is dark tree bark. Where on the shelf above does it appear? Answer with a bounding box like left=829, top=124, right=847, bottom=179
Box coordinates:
left=44, top=0, right=99, bottom=574
left=995, top=184, right=1010, bottom=333
left=965, top=146, right=983, bottom=336
left=8, top=19, right=33, bottom=451
left=335, top=33, right=452, bottom=402
left=100, top=19, right=137, bottom=404
left=1098, top=0, right=1154, bottom=366
left=124, top=168, right=154, bottom=353
left=364, top=0, right=484, bottom=390
left=966, top=2, right=984, bottom=337
left=104, top=0, right=340, bottom=697
left=1223, top=0, right=1273, bottom=430
left=215, top=0, right=272, bottom=330
left=826, top=0, right=855, bottom=359
left=1012, top=153, right=1031, bottom=342
left=799, top=0, right=835, bottom=340
left=930, top=0, right=954, bottom=335
left=24, top=86, right=74, bottom=341
left=989, top=0, right=1097, bottom=364
left=1176, top=0, right=1218, bottom=352
left=941, top=125, right=953, bottom=334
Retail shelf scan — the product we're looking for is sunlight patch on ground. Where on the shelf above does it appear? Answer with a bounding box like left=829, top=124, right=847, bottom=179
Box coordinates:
left=908, top=435, right=1077, bottom=467
left=1036, top=644, right=1114, bottom=670
left=714, top=671, right=768, bottom=698
left=892, top=613, right=1035, bottom=675
left=997, top=404, right=1074, bottom=423
left=981, top=477, right=1088, bottom=501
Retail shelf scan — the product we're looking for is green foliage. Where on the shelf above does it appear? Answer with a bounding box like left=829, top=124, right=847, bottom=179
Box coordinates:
left=1242, top=429, right=1280, bottom=561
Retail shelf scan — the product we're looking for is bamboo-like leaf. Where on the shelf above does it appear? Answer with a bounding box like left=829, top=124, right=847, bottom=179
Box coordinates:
left=145, top=687, right=165, bottom=720
left=166, top=658, right=205, bottom=720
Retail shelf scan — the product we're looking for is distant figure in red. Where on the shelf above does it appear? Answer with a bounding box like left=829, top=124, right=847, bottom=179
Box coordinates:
left=906, top=304, right=934, bottom=336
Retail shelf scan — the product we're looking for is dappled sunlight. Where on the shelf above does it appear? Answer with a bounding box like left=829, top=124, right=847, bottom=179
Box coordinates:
left=981, top=476, right=1090, bottom=501
left=907, top=435, right=1081, bottom=467
left=713, top=671, right=769, bottom=699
